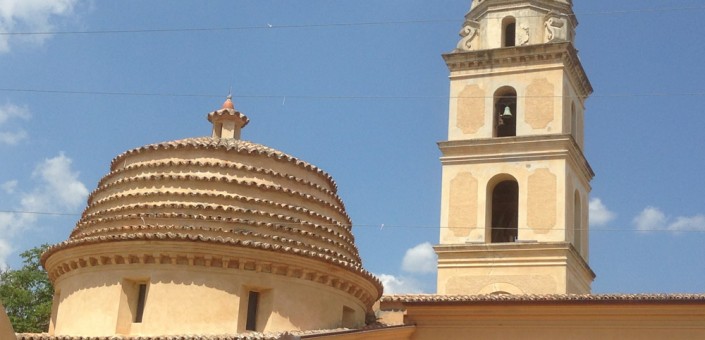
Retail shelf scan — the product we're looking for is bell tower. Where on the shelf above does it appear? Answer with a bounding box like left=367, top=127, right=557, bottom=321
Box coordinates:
left=436, top=0, right=595, bottom=295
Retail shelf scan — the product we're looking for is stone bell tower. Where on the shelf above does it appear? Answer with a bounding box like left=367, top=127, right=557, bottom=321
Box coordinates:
left=435, top=0, right=595, bottom=295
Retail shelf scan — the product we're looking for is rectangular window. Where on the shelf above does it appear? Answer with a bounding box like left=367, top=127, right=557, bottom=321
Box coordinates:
left=134, top=283, right=147, bottom=323
left=245, top=291, right=260, bottom=331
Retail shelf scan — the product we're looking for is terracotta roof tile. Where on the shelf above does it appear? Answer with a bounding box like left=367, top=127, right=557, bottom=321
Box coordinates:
left=381, top=293, right=705, bottom=304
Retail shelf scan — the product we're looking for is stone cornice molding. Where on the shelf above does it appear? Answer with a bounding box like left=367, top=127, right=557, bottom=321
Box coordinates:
left=111, top=137, right=338, bottom=191
left=42, top=239, right=382, bottom=306
left=435, top=241, right=595, bottom=280
left=438, top=134, right=595, bottom=182
left=443, top=42, right=592, bottom=100
left=208, top=107, right=250, bottom=126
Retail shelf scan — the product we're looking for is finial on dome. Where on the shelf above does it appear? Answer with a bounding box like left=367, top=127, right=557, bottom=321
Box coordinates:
left=208, top=93, right=250, bottom=140
left=222, top=91, right=235, bottom=110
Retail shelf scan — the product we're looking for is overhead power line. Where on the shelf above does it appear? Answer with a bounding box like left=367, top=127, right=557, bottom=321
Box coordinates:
left=0, top=5, right=704, bottom=36
left=1, top=87, right=705, bottom=100
left=1, top=209, right=704, bottom=233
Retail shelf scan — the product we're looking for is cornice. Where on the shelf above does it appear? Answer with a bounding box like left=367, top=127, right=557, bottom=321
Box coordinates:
left=443, top=42, right=593, bottom=100
left=438, top=134, right=595, bottom=180
left=42, top=236, right=382, bottom=306
left=435, top=241, right=595, bottom=279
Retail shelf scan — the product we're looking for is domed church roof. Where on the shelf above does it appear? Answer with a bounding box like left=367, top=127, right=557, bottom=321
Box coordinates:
left=42, top=97, right=382, bottom=337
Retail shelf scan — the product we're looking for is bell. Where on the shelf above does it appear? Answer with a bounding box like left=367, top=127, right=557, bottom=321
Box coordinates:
left=501, top=106, right=513, bottom=119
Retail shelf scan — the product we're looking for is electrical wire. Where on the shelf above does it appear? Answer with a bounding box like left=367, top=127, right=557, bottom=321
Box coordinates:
left=0, top=209, right=703, bottom=233
left=1, top=87, right=705, bottom=100
left=0, top=5, right=703, bottom=36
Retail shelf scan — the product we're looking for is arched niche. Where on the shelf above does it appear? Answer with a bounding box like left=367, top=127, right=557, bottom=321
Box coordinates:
left=494, top=86, right=517, bottom=137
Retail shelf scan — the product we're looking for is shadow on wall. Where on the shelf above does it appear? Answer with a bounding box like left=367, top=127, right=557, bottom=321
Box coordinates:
left=1, top=302, right=17, bottom=340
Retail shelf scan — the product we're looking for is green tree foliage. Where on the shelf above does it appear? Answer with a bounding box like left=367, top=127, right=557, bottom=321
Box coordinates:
left=0, top=244, right=53, bottom=333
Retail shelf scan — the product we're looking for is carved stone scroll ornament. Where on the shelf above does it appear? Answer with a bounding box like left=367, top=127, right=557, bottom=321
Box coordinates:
left=544, top=14, right=568, bottom=42
left=456, top=20, right=480, bottom=51
left=518, top=24, right=530, bottom=45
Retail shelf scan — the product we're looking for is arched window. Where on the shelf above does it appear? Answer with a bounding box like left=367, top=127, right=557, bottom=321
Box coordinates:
left=490, top=180, right=519, bottom=243
left=502, top=17, right=516, bottom=47
left=494, top=87, right=517, bottom=137
left=573, top=191, right=582, bottom=253
left=570, top=102, right=577, bottom=138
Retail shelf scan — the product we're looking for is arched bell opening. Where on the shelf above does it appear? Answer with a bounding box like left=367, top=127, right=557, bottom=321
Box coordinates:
left=488, top=179, right=519, bottom=243
left=494, top=87, right=517, bottom=137
left=573, top=190, right=582, bottom=254
left=570, top=102, right=577, bottom=139
left=502, top=17, right=517, bottom=47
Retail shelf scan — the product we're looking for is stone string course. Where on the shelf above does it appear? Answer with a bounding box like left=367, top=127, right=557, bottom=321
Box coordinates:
left=443, top=42, right=592, bottom=98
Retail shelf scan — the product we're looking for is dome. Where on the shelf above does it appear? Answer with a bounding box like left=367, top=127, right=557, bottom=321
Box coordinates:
left=42, top=101, right=382, bottom=337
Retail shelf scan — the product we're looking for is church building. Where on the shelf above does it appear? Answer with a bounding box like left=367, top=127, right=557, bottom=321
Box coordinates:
left=3, top=0, right=705, bottom=339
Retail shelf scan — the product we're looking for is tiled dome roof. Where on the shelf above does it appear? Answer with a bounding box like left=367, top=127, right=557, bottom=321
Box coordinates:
left=46, top=136, right=365, bottom=268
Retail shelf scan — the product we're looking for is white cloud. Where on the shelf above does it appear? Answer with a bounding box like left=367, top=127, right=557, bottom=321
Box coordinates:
left=0, top=102, right=30, bottom=123
left=0, top=239, right=12, bottom=270
left=0, top=129, right=27, bottom=145
left=0, top=103, right=30, bottom=145
left=0, top=152, right=87, bottom=268
left=401, top=242, right=437, bottom=274
left=376, top=274, right=424, bottom=295
left=1, top=180, right=17, bottom=194
left=633, top=207, right=667, bottom=232
left=25, top=152, right=89, bottom=211
left=633, top=206, right=705, bottom=233
left=589, top=198, right=616, bottom=227
left=0, top=0, right=80, bottom=53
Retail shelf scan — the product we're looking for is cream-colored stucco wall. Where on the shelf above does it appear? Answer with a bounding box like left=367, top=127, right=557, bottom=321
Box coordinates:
left=439, top=157, right=567, bottom=244
left=464, top=0, right=575, bottom=51
left=436, top=242, right=593, bottom=295
left=52, top=262, right=367, bottom=336
left=0, top=301, right=16, bottom=340
left=47, top=242, right=375, bottom=337
left=394, top=303, right=705, bottom=340
left=448, top=68, right=570, bottom=141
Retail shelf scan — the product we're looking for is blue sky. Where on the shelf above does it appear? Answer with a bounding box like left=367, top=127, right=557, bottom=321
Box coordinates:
left=0, top=0, right=704, bottom=295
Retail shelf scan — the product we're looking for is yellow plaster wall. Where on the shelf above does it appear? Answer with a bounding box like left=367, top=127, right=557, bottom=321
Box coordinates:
left=440, top=159, right=567, bottom=245
left=448, top=68, right=567, bottom=141
left=475, top=8, right=558, bottom=50
left=435, top=242, right=593, bottom=295
left=0, top=301, right=16, bottom=340
left=400, top=303, right=705, bottom=340
left=51, top=264, right=367, bottom=337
